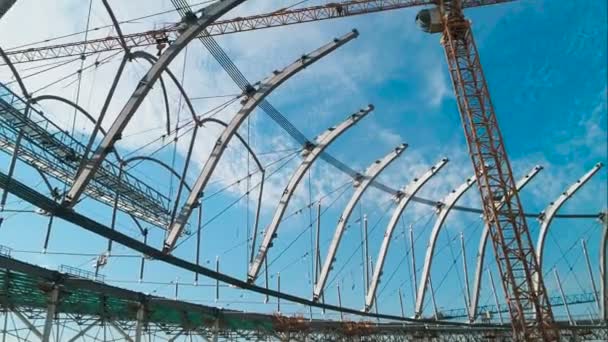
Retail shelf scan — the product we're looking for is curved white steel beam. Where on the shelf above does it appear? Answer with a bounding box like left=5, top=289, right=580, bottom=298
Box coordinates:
left=414, top=175, right=477, bottom=318
left=365, top=158, right=448, bottom=311
left=163, top=30, right=360, bottom=253
left=469, top=165, right=543, bottom=321
left=62, top=0, right=246, bottom=208
left=247, top=105, right=374, bottom=282
left=535, top=162, right=603, bottom=280
left=313, top=144, right=407, bottom=300
left=122, top=156, right=193, bottom=193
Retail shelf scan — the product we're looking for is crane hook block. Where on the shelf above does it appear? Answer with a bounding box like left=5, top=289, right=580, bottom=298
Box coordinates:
left=416, top=8, right=443, bottom=34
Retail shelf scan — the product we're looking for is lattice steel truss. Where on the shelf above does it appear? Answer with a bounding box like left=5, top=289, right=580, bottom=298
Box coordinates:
left=0, top=1, right=606, bottom=340
left=1, top=255, right=606, bottom=342
left=0, top=82, right=171, bottom=228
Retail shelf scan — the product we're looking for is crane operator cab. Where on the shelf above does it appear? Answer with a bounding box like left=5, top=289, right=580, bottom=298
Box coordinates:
left=416, top=7, right=443, bottom=33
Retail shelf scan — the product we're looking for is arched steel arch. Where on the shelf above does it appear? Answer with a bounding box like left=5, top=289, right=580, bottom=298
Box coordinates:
left=62, top=0, right=246, bottom=208
left=195, top=116, right=265, bottom=251
left=365, top=158, right=448, bottom=312
left=163, top=30, right=360, bottom=253
left=121, top=156, right=193, bottom=194
left=101, top=0, right=130, bottom=54
left=414, top=175, right=477, bottom=318
left=248, top=105, right=374, bottom=282
left=535, top=162, right=603, bottom=283
left=199, top=117, right=264, bottom=172
left=313, top=144, right=407, bottom=301
left=128, top=50, right=220, bottom=230
left=25, top=95, right=108, bottom=135
left=22, top=94, right=126, bottom=166
left=469, top=165, right=543, bottom=321
left=130, top=51, right=199, bottom=124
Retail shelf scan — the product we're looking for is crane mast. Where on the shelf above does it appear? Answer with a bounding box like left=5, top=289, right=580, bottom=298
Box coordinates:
left=417, top=0, right=557, bottom=339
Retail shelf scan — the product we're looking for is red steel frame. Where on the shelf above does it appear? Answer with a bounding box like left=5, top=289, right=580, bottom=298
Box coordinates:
left=440, top=2, right=557, bottom=340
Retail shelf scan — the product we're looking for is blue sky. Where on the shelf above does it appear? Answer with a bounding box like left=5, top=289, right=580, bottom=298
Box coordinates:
left=0, top=0, right=606, bottom=323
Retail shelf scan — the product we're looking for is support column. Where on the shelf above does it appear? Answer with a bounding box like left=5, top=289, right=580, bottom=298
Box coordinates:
left=0, top=131, right=22, bottom=229
left=363, top=214, right=369, bottom=296
left=460, top=232, right=471, bottom=321
left=135, top=304, right=145, bottom=342
left=582, top=239, right=601, bottom=314
left=554, top=269, right=574, bottom=326
left=337, top=284, right=343, bottom=321
left=398, top=287, right=405, bottom=318
left=42, top=286, right=59, bottom=342
left=487, top=270, right=503, bottom=324
left=215, top=256, right=220, bottom=302
left=410, top=225, right=417, bottom=306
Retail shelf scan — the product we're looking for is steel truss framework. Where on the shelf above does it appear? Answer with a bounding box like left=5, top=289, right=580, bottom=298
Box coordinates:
left=2, top=255, right=607, bottom=342
left=0, top=1, right=518, bottom=65
left=164, top=30, right=360, bottom=253
left=0, top=0, right=606, bottom=339
left=62, top=0, right=246, bottom=209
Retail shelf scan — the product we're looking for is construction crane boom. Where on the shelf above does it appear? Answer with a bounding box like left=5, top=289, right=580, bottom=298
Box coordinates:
left=1, top=0, right=514, bottom=65
left=415, top=0, right=557, bottom=339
